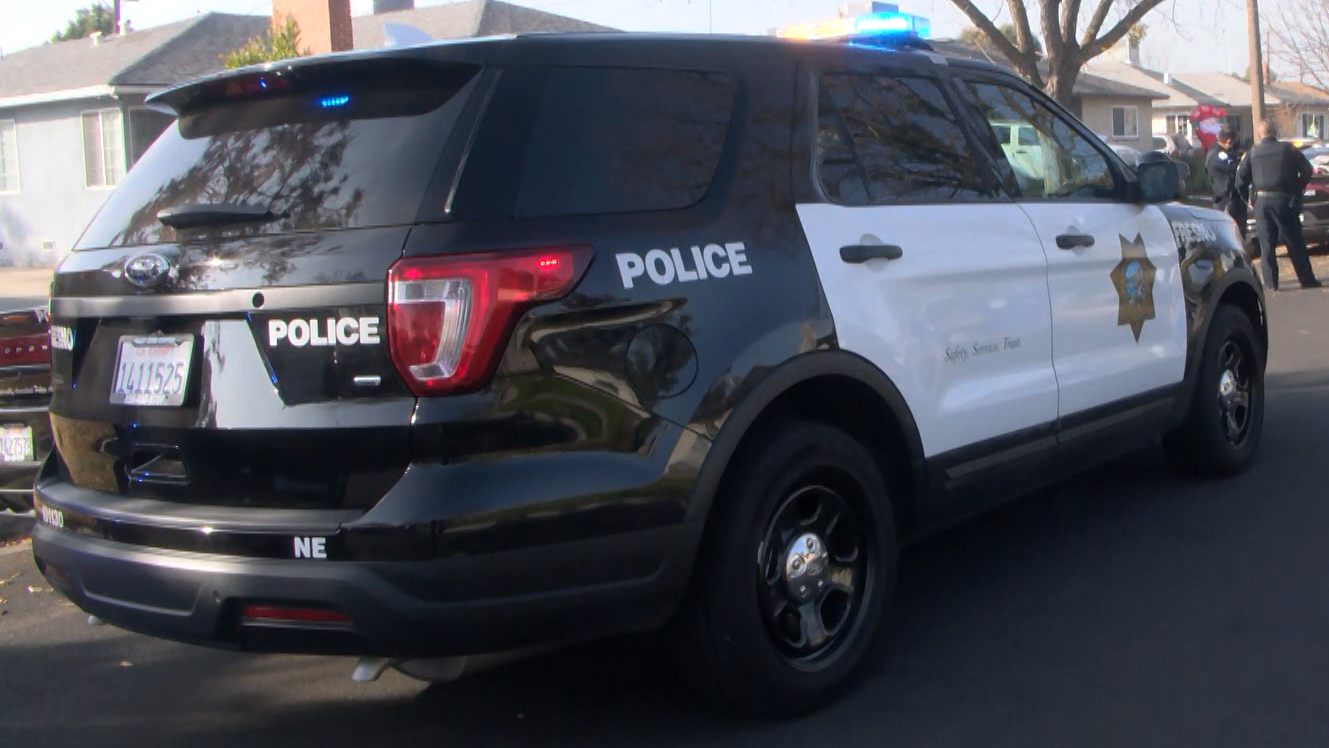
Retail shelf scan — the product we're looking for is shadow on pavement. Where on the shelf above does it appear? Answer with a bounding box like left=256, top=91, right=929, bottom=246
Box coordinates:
left=0, top=512, right=33, bottom=544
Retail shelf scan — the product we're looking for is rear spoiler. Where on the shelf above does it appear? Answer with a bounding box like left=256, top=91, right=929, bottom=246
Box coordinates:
left=147, top=40, right=502, bottom=115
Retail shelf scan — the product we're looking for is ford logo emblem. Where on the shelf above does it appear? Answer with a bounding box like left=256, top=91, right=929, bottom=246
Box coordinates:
left=123, top=253, right=171, bottom=288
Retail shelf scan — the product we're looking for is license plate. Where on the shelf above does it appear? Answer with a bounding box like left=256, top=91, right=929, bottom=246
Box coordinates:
left=0, top=425, right=32, bottom=463
left=110, top=335, right=194, bottom=407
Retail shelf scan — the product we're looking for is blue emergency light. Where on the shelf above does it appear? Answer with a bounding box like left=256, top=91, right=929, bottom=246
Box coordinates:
left=775, top=10, right=931, bottom=45
left=318, top=94, right=351, bottom=109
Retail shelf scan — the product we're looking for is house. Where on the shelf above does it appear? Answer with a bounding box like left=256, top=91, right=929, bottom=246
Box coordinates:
left=929, top=39, right=1168, bottom=155
left=1088, top=37, right=1329, bottom=145
left=0, top=14, right=269, bottom=266
left=0, top=0, right=614, bottom=267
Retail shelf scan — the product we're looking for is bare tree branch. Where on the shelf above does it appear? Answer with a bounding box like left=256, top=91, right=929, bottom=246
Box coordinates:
left=1080, top=0, right=1169, bottom=60
left=1271, top=0, right=1329, bottom=91
left=1006, top=0, right=1041, bottom=62
left=1080, top=0, right=1116, bottom=47
left=946, top=0, right=1043, bottom=85
left=1061, top=0, right=1085, bottom=48
left=947, top=0, right=1171, bottom=106
left=1041, top=0, right=1068, bottom=60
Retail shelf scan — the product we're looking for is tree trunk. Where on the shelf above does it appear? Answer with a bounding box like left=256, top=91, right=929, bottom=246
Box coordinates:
left=1045, top=58, right=1081, bottom=109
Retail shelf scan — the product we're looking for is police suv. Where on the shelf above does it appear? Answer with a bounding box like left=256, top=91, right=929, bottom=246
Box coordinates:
left=32, top=26, right=1267, bottom=716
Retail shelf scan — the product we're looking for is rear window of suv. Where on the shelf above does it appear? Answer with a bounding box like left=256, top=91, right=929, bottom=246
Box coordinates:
left=77, top=61, right=480, bottom=249
left=454, top=67, right=736, bottom=219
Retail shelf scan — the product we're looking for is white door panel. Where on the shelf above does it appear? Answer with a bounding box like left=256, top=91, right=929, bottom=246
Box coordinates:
left=797, top=203, right=1058, bottom=457
left=1019, top=203, right=1186, bottom=416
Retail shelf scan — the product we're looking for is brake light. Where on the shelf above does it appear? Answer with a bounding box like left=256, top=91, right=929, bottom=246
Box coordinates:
left=0, top=333, right=51, bottom=367
left=387, top=247, right=592, bottom=396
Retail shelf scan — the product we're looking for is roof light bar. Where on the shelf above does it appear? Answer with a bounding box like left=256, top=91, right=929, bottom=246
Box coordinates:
left=776, top=11, right=931, bottom=42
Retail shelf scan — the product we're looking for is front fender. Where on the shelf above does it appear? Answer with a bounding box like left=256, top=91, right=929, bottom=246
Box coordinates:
left=1161, top=203, right=1268, bottom=397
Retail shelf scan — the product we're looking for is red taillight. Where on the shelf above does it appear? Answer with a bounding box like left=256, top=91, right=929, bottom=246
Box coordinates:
left=240, top=605, right=351, bottom=625
left=0, top=333, right=51, bottom=367
left=387, top=246, right=592, bottom=396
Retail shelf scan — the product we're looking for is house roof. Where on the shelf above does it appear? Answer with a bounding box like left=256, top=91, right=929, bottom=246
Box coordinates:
left=1169, top=72, right=1284, bottom=108
left=1268, top=80, right=1329, bottom=106
left=1084, top=60, right=1212, bottom=108
left=929, top=40, right=1167, bottom=100
left=0, top=14, right=269, bottom=104
left=0, top=2, right=611, bottom=108
left=350, top=0, right=616, bottom=48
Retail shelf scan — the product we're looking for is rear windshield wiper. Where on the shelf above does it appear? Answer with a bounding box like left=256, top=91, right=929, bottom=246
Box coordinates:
left=157, top=203, right=277, bottom=230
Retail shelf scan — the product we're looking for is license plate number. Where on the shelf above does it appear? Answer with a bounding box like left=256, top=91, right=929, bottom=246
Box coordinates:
left=110, top=335, right=194, bottom=407
left=0, top=425, right=32, bottom=463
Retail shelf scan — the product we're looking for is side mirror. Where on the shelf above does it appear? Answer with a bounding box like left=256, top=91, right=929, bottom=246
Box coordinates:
left=1137, top=159, right=1183, bottom=203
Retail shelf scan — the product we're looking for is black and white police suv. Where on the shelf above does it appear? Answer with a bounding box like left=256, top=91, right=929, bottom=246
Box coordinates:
left=32, top=25, right=1267, bottom=716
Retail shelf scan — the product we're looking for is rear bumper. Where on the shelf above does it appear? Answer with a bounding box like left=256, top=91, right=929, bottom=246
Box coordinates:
left=32, top=516, right=701, bottom=657
left=30, top=417, right=710, bottom=655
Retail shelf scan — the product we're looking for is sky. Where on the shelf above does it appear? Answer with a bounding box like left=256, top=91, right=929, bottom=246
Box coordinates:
left=0, top=0, right=1289, bottom=75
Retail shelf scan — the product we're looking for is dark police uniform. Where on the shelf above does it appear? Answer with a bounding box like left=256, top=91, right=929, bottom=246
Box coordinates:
left=1206, top=142, right=1247, bottom=237
left=1236, top=135, right=1321, bottom=289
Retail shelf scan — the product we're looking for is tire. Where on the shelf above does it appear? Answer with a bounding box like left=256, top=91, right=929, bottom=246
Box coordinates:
left=664, top=420, right=897, bottom=717
left=1164, top=305, right=1265, bottom=476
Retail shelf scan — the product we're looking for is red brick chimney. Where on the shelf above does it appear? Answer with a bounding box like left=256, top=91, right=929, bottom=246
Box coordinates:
left=273, top=0, right=354, bottom=54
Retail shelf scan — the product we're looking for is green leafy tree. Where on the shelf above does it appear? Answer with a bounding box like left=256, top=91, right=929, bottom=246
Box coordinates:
left=222, top=14, right=311, bottom=70
left=51, top=2, right=116, bottom=43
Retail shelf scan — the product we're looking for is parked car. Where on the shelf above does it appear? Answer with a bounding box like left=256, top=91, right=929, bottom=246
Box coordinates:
left=0, top=304, right=52, bottom=511
left=1243, top=175, right=1329, bottom=257
left=31, top=30, right=1267, bottom=716
left=1302, top=145, right=1329, bottom=177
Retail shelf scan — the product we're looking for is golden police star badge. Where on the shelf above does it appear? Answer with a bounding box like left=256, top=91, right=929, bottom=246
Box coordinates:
left=1110, top=234, right=1156, bottom=342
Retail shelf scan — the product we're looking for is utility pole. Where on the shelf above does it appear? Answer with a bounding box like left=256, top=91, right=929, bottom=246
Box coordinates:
left=1247, top=0, right=1267, bottom=128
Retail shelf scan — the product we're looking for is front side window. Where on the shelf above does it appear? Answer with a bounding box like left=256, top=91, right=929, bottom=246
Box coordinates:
left=965, top=82, right=1120, bottom=200
left=0, top=120, right=17, bottom=193
left=82, top=108, right=125, bottom=189
left=816, top=74, right=991, bottom=204
left=1112, top=106, right=1139, bottom=139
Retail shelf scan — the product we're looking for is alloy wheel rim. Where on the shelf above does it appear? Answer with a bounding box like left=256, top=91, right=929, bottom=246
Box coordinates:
left=1216, top=339, right=1254, bottom=445
left=756, top=482, right=871, bottom=667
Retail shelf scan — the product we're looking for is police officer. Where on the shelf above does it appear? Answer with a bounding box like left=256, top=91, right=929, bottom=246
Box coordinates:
left=1236, top=121, right=1323, bottom=290
left=1206, top=127, right=1247, bottom=238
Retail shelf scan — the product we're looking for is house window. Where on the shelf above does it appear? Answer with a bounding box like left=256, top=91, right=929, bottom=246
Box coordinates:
left=1112, top=106, right=1140, bottom=139
left=0, top=120, right=17, bottom=194
left=82, top=108, right=125, bottom=189
left=1165, top=115, right=1192, bottom=138
left=1302, top=112, right=1326, bottom=140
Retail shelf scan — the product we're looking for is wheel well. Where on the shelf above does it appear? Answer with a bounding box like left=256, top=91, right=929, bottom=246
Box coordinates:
left=731, top=374, right=917, bottom=535
left=1218, top=282, right=1268, bottom=361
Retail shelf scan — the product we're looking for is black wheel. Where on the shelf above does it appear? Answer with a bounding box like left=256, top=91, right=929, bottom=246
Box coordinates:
left=664, top=421, right=897, bottom=716
left=1164, top=305, right=1265, bottom=475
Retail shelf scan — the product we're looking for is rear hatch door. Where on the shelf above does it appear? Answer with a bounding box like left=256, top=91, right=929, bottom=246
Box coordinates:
left=49, top=53, right=488, bottom=510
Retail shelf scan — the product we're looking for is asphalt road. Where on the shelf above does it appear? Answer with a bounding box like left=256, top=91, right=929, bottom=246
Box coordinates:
left=3, top=285, right=1328, bottom=748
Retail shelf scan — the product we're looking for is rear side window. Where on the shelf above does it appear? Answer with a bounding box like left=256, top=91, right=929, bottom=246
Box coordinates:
left=77, top=62, right=479, bottom=249
left=470, top=68, right=735, bottom=218
left=816, top=74, right=992, bottom=204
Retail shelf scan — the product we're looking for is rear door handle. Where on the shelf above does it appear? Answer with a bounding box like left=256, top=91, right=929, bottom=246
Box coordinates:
left=840, top=244, right=904, bottom=263
left=1055, top=234, right=1095, bottom=250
